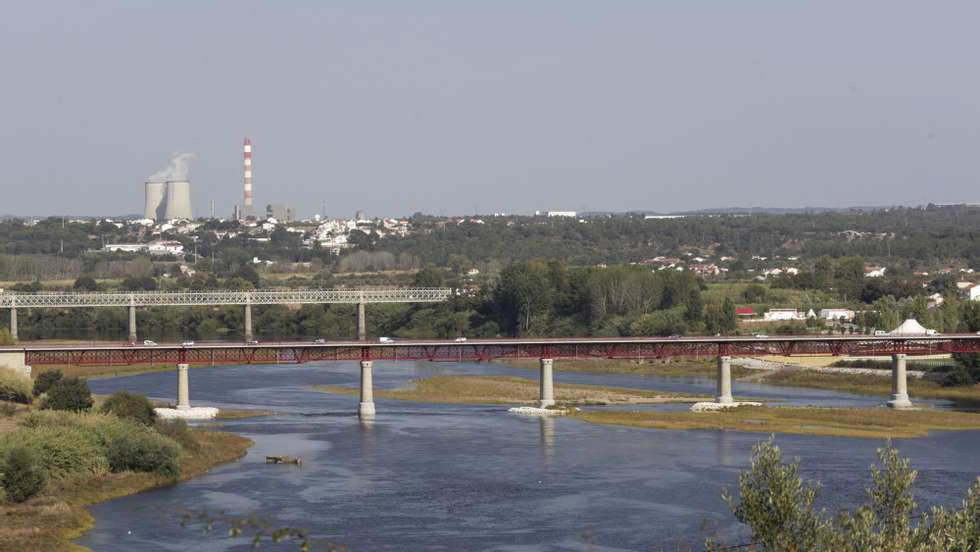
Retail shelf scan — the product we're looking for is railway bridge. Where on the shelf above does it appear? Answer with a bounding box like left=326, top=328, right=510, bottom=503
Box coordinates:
left=4, top=334, right=979, bottom=417
left=0, top=288, right=453, bottom=342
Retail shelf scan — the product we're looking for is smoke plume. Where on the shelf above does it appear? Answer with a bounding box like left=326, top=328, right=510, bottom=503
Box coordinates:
left=149, top=152, right=195, bottom=181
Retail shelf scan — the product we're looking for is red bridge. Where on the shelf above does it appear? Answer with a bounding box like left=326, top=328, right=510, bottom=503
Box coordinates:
left=4, top=334, right=976, bottom=416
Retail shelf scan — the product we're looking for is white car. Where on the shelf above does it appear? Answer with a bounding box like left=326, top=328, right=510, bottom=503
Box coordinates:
left=313, top=338, right=327, bottom=344
left=181, top=341, right=195, bottom=346
left=454, top=337, right=467, bottom=342
left=378, top=337, right=394, bottom=343
left=753, top=334, right=768, bottom=339
left=143, top=340, right=158, bottom=346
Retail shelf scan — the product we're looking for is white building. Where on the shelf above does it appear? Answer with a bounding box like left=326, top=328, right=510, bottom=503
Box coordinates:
left=763, top=308, right=804, bottom=321
left=819, top=308, right=855, bottom=321
left=970, top=285, right=980, bottom=301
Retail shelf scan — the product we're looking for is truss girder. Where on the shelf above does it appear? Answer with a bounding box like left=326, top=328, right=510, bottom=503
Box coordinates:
left=0, top=288, right=453, bottom=309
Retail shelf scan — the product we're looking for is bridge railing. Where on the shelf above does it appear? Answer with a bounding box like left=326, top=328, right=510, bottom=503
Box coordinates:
left=0, top=288, right=454, bottom=308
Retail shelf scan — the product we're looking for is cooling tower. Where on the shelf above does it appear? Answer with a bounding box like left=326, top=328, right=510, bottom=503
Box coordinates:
left=163, top=180, right=193, bottom=220
left=144, top=181, right=166, bottom=221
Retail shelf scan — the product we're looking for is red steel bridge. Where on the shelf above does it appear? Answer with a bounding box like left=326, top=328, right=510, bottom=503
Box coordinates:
left=8, top=334, right=980, bottom=367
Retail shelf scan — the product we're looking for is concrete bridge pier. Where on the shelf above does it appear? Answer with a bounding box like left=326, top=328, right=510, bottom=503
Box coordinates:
left=9, top=306, right=17, bottom=341
left=128, top=303, right=137, bottom=343
left=888, top=354, right=913, bottom=409
left=359, top=360, right=375, bottom=417
left=539, top=358, right=555, bottom=408
left=244, top=298, right=253, bottom=342
left=177, top=363, right=191, bottom=410
left=357, top=302, right=366, bottom=340
left=716, top=355, right=734, bottom=404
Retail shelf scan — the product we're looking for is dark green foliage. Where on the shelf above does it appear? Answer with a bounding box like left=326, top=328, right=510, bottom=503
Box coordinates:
left=101, top=391, right=156, bottom=426
left=1, top=446, right=46, bottom=503
left=943, top=366, right=977, bottom=387
left=106, top=427, right=180, bottom=478
left=32, top=369, right=63, bottom=396
left=412, top=265, right=445, bottom=287
left=154, top=419, right=200, bottom=453
left=73, top=276, right=99, bottom=291
left=774, top=323, right=808, bottom=336
left=41, top=377, right=93, bottom=412
left=0, top=370, right=32, bottom=404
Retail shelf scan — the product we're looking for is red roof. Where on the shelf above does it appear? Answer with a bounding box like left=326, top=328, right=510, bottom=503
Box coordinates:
left=735, top=308, right=755, bottom=315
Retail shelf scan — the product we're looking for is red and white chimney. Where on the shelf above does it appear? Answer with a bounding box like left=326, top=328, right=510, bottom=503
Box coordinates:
left=243, top=137, right=253, bottom=217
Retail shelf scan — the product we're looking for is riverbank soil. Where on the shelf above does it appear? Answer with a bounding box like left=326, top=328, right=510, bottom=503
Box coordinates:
left=0, top=424, right=252, bottom=551
left=573, top=407, right=980, bottom=439
left=315, top=375, right=704, bottom=405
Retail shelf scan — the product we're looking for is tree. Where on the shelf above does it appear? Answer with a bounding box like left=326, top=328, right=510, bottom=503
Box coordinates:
left=73, top=276, right=99, bottom=291
left=32, top=369, right=63, bottom=396
left=101, top=391, right=156, bottom=426
left=413, top=265, right=445, bottom=288
left=41, top=377, right=93, bottom=412
left=1, top=446, right=46, bottom=503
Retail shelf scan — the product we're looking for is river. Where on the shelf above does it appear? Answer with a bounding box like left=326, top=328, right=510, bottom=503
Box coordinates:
left=77, top=361, right=980, bottom=551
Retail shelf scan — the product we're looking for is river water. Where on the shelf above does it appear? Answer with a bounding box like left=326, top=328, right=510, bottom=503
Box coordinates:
left=78, top=362, right=980, bottom=551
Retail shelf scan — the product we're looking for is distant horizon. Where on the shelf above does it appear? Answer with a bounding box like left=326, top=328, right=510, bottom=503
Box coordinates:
left=5, top=202, right=979, bottom=222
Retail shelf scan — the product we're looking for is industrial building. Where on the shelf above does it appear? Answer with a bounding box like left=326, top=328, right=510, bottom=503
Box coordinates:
left=266, top=203, right=293, bottom=222
left=144, top=180, right=193, bottom=221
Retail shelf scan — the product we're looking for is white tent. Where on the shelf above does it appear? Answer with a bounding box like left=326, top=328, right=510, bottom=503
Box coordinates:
left=890, top=319, right=935, bottom=336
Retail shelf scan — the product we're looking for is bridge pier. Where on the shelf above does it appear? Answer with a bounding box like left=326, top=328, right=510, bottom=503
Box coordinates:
left=177, top=363, right=190, bottom=410
left=9, top=306, right=16, bottom=341
left=357, top=302, right=366, bottom=340
left=244, top=300, right=253, bottom=342
left=716, top=355, right=733, bottom=404
left=128, top=304, right=137, bottom=342
left=539, top=358, right=555, bottom=408
left=888, top=354, right=913, bottom=409
left=359, top=360, right=375, bottom=417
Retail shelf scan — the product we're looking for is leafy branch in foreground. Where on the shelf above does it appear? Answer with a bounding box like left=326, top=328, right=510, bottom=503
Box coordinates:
left=715, top=436, right=980, bottom=552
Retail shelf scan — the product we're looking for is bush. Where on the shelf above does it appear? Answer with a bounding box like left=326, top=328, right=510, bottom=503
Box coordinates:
left=0, top=425, right=108, bottom=480
left=0, top=368, right=32, bottom=404
left=101, top=391, right=156, bottom=426
left=942, top=366, right=977, bottom=387
left=0, top=402, right=16, bottom=417
left=154, top=419, right=200, bottom=453
left=106, top=426, right=180, bottom=478
left=1, top=446, right=46, bottom=503
left=32, top=369, right=63, bottom=397
left=0, top=327, right=15, bottom=346
left=41, top=377, right=93, bottom=412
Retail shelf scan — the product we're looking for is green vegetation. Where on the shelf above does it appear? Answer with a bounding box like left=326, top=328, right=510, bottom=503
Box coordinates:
left=0, top=328, right=15, bottom=346
left=0, top=369, right=32, bottom=405
left=573, top=407, right=980, bottom=439
left=713, top=438, right=980, bottom=551
left=40, top=377, right=93, bottom=412
left=32, top=368, right=63, bottom=397
left=100, top=391, right=156, bottom=426
left=315, top=375, right=700, bottom=405
left=502, top=358, right=751, bottom=379
left=1, top=446, right=46, bottom=503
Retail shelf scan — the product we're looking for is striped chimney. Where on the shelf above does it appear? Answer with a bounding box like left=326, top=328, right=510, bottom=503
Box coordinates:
left=243, top=137, right=253, bottom=215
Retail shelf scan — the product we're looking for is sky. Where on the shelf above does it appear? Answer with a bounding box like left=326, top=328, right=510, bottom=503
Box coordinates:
left=1, top=1, right=979, bottom=218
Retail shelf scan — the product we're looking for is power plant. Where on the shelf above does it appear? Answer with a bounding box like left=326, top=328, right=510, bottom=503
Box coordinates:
left=144, top=153, right=194, bottom=221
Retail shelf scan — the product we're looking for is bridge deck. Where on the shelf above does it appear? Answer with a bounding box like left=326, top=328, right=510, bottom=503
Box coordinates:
left=8, top=334, right=980, bottom=366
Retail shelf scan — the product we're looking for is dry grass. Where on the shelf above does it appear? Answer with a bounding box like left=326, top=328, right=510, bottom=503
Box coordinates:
left=0, top=428, right=252, bottom=552
left=502, top=358, right=750, bottom=379
left=573, top=406, right=980, bottom=439
left=315, top=375, right=703, bottom=406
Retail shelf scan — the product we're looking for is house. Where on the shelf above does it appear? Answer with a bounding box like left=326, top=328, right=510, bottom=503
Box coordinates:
left=865, top=266, right=887, bottom=278
left=735, top=307, right=756, bottom=318
left=956, top=281, right=975, bottom=291
left=819, top=308, right=855, bottom=321
left=971, top=285, right=980, bottom=302
left=928, top=293, right=945, bottom=308
left=764, top=308, right=804, bottom=321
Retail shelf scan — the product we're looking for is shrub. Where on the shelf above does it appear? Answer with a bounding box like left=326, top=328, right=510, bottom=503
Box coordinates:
left=32, top=369, right=63, bottom=397
left=0, top=327, right=14, bottom=345
left=0, top=402, right=16, bottom=417
left=0, top=368, right=32, bottom=404
left=0, top=425, right=108, bottom=480
left=106, top=426, right=181, bottom=478
left=942, top=366, right=977, bottom=387
left=41, top=377, right=93, bottom=412
left=154, top=419, right=200, bottom=453
left=1, top=446, right=46, bottom=503
left=101, top=391, right=156, bottom=426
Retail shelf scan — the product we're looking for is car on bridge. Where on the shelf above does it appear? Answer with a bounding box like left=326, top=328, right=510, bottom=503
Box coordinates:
left=313, top=338, right=327, bottom=344
left=143, top=340, right=158, bottom=346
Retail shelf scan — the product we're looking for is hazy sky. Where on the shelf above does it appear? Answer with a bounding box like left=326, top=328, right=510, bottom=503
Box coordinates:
left=2, top=1, right=979, bottom=218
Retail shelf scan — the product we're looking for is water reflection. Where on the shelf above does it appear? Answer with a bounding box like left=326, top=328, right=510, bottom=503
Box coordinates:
left=539, top=416, right=556, bottom=463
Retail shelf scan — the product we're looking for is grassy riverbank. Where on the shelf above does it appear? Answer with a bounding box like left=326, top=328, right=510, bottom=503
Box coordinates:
left=0, top=426, right=252, bottom=551
left=755, top=369, right=980, bottom=410
left=315, top=375, right=704, bottom=405
left=34, top=363, right=226, bottom=380
left=573, top=407, right=980, bottom=439
left=502, top=358, right=751, bottom=379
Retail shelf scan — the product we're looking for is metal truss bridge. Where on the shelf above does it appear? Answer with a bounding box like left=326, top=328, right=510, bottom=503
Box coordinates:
left=0, top=288, right=453, bottom=308
left=11, top=334, right=980, bottom=367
